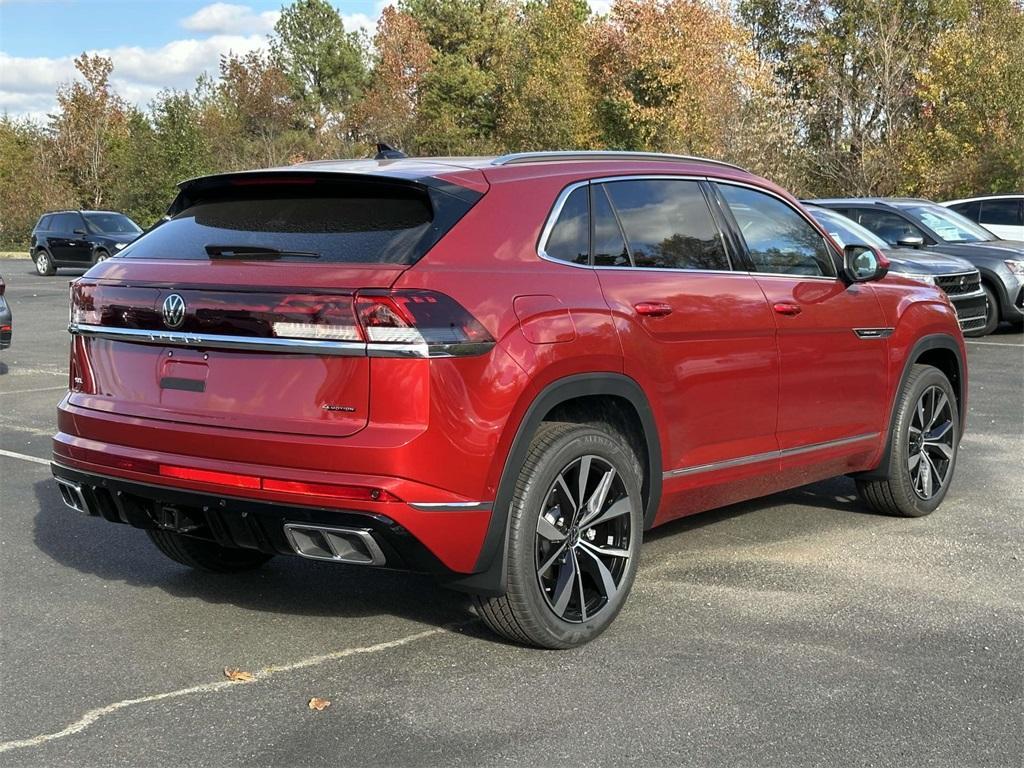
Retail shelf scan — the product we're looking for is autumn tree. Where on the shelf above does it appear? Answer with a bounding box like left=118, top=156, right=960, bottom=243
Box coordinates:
left=203, top=51, right=304, bottom=169
left=270, top=0, right=368, bottom=133
left=497, top=0, right=599, bottom=151
left=353, top=6, right=434, bottom=152
left=902, top=0, right=1024, bottom=197
left=591, top=0, right=747, bottom=155
left=51, top=54, right=130, bottom=208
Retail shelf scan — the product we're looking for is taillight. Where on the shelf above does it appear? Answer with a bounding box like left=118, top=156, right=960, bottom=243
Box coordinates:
left=356, top=290, right=493, bottom=347
left=272, top=289, right=494, bottom=357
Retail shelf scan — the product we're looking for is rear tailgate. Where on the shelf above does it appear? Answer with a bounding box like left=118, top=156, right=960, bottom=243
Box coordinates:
left=67, top=171, right=482, bottom=437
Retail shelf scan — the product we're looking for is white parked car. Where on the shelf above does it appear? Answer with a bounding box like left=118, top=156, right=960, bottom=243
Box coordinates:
left=943, top=195, right=1024, bottom=241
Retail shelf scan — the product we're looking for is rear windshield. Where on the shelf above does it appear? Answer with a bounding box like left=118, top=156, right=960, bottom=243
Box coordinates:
left=122, top=178, right=460, bottom=264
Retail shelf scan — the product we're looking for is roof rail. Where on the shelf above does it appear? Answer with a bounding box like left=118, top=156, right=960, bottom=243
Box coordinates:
left=490, top=150, right=747, bottom=172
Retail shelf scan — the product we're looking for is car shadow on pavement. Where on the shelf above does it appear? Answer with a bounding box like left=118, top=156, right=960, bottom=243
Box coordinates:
left=31, top=478, right=478, bottom=633
left=644, top=475, right=881, bottom=545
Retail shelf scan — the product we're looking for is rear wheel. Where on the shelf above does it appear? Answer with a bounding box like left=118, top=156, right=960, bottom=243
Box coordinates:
left=474, top=422, right=644, bottom=648
left=856, top=365, right=959, bottom=517
left=146, top=529, right=273, bottom=572
left=34, top=249, right=55, bottom=276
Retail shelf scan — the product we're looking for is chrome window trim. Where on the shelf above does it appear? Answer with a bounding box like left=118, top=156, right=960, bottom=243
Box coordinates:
left=662, top=432, right=880, bottom=479
left=712, top=179, right=843, bottom=281
left=69, top=323, right=494, bottom=359
left=536, top=174, right=739, bottom=275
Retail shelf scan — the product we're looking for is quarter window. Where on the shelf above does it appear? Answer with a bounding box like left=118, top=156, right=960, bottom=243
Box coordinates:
left=719, top=185, right=835, bottom=277
left=544, top=186, right=589, bottom=265
left=603, top=179, right=729, bottom=271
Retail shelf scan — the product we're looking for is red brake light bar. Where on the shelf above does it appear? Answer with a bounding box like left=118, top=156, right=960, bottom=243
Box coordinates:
left=157, top=464, right=399, bottom=502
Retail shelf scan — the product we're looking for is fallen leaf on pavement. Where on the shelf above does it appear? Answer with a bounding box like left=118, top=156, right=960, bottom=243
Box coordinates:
left=308, top=697, right=331, bottom=711
left=223, top=667, right=255, bottom=682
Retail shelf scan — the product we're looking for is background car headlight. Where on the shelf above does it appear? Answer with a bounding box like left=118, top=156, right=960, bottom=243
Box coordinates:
left=113, top=243, right=127, bottom=251
left=1004, top=259, right=1024, bottom=276
left=898, top=272, right=937, bottom=286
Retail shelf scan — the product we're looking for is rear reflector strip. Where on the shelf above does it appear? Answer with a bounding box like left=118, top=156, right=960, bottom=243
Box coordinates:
left=156, top=464, right=397, bottom=501
left=159, top=465, right=260, bottom=489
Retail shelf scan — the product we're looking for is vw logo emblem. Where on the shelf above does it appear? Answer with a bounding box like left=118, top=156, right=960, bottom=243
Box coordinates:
left=162, top=294, right=186, bottom=329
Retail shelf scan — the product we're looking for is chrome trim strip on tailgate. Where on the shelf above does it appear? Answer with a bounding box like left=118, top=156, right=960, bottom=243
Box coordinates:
left=68, top=324, right=494, bottom=358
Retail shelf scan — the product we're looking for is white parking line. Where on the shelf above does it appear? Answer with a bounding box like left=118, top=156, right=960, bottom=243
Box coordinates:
left=0, top=626, right=449, bottom=754
left=964, top=340, right=1023, bottom=347
left=0, top=385, right=68, bottom=396
left=0, top=448, right=49, bottom=466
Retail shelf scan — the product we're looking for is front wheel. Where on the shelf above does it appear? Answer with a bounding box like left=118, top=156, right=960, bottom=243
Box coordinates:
left=474, top=422, right=644, bottom=648
left=146, top=529, right=273, bottom=572
left=93, top=249, right=111, bottom=264
left=856, top=364, right=959, bottom=517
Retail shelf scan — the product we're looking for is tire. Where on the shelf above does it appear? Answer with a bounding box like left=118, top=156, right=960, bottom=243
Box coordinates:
left=93, top=249, right=111, bottom=264
left=146, top=529, right=273, bottom=573
left=474, top=422, right=644, bottom=649
left=856, top=364, right=959, bottom=517
left=977, top=284, right=1000, bottom=336
left=34, top=249, right=55, bottom=276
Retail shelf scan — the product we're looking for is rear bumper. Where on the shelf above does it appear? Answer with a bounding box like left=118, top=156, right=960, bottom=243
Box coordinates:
left=51, top=422, right=496, bottom=575
left=51, top=462, right=467, bottom=579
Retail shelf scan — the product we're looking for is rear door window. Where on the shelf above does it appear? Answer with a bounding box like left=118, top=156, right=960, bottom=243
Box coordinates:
left=719, top=185, right=835, bottom=277
left=592, top=185, right=631, bottom=267
left=949, top=201, right=981, bottom=222
left=123, top=177, right=473, bottom=265
left=52, top=213, right=79, bottom=232
left=980, top=199, right=1023, bottom=226
left=603, top=179, right=730, bottom=271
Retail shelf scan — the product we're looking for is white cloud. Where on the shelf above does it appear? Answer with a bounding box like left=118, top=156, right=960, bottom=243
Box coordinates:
left=181, top=3, right=280, bottom=35
left=341, top=12, right=376, bottom=37
left=0, top=34, right=269, bottom=121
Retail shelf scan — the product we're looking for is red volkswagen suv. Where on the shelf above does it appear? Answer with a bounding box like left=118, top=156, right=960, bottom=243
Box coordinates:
left=52, top=152, right=966, bottom=648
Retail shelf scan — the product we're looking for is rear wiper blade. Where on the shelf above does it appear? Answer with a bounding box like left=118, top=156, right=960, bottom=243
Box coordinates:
left=204, top=245, right=320, bottom=260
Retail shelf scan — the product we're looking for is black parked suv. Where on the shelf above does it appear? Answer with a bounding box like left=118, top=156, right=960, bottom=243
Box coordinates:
left=808, top=198, right=1024, bottom=335
left=30, top=210, right=142, bottom=276
left=806, top=205, right=989, bottom=336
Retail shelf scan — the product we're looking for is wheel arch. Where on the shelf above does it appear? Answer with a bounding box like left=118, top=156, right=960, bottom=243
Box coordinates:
left=446, top=372, right=662, bottom=596
left=858, top=333, right=965, bottom=481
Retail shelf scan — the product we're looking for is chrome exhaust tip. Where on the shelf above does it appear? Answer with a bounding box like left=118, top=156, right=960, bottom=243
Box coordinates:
left=55, top=478, right=92, bottom=515
left=283, top=523, right=386, bottom=566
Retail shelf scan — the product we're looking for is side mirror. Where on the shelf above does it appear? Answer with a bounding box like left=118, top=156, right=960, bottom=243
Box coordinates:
left=73, top=228, right=87, bottom=235
left=843, top=244, right=890, bottom=283
left=896, top=235, right=924, bottom=248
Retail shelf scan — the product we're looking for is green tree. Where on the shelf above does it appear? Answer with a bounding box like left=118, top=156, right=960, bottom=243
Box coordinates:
left=497, top=0, right=599, bottom=151
left=0, top=117, right=74, bottom=249
left=401, top=0, right=516, bottom=154
left=902, top=0, right=1024, bottom=197
left=270, top=0, right=368, bottom=133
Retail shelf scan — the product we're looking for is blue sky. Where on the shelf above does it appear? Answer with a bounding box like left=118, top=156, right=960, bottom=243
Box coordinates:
left=0, top=1, right=386, bottom=120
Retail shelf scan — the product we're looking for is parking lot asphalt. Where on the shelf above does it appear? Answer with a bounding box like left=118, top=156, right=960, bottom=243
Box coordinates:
left=0, top=258, right=1021, bottom=767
